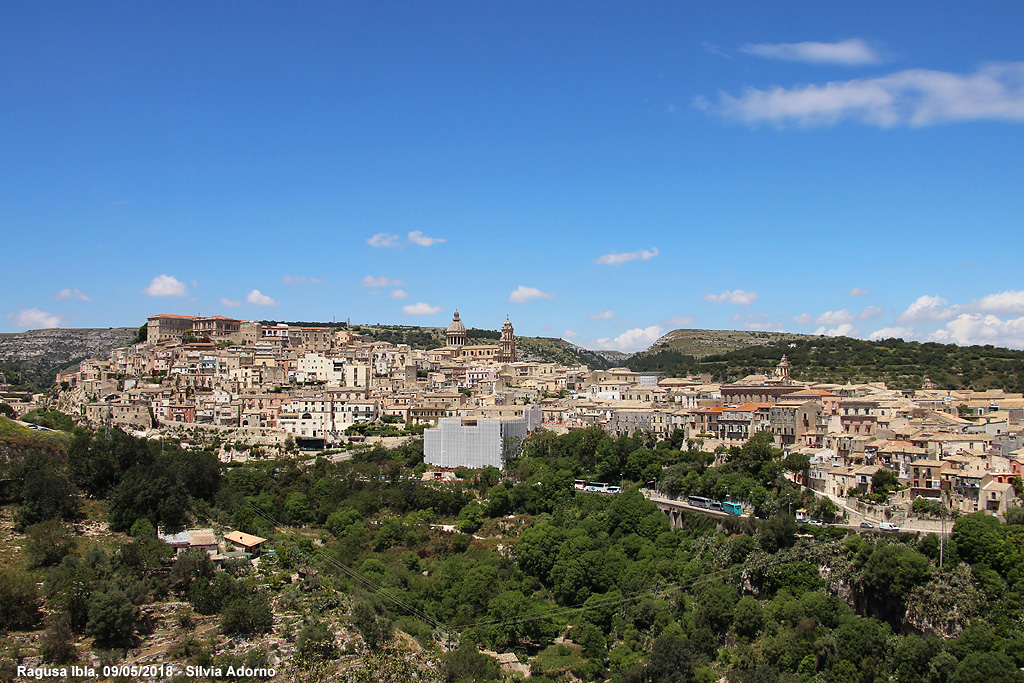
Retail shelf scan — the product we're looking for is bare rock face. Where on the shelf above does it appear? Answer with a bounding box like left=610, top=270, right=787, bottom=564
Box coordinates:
left=0, top=327, right=136, bottom=390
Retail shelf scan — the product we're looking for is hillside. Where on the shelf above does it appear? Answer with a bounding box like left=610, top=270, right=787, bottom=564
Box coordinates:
left=639, top=328, right=813, bottom=359
left=628, top=333, right=1024, bottom=392
left=0, top=327, right=137, bottom=392
left=357, top=324, right=615, bottom=369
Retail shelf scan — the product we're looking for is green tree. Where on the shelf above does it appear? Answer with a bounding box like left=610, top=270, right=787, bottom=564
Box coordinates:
left=0, top=570, right=42, bottom=630
left=872, top=469, right=900, bottom=495
left=85, top=590, right=137, bottom=643
left=15, top=451, right=80, bottom=529
left=351, top=598, right=393, bottom=650
left=25, top=520, right=76, bottom=568
left=40, top=612, right=77, bottom=664
left=220, top=594, right=273, bottom=635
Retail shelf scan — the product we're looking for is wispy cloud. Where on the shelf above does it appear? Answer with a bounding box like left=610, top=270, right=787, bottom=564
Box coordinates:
left=6, top=308, right=65, bottom=329
left=589, top=310, right=617, bottom=320
left=54, top=288, right=91, bottom=301
left=594, top=247, right=659, bottom=266
left=847, top=287, right=870, bottom=297
left=816, top=309, right=855, bottom=325
left=510, top=286, right=555, bottom=303
left=869, top=326, right=913, bottom=341
left=562, top=329, right=579, bottom=340
left=402, top=302, right=442, bottom=315
left=896, top=290, right=1024, bottom=328
left=144, top=274, right=187, bottom=297
left=930, top=314, right=1024, bottom=348
left=220, top=298, right=241, bottom=307
left=739, top=39, right=882, bottom=66
left=731, top=313, right=785, bottom=332
left=661, top=315, right=696, bottom=328
left=282, top=275, right=325, bottom=285
left=591, top=325, right=664, bottom=353
left=970, top=290, right=1024, bottom=315
left=859, top=305, right=883, bottom=321
left=701, top=62, right=1024, bottom=128
left=246, top=290, right=279, bottom=306
left=792, top=313, right=814, bottom=325
left=408, top=230, right=446, bottom=246
left=361, top=275, right=406, bottom=287
left=814, top=323, right=856, bottom=337
left=703, top=289, right=758, bottom=305
left=896, top=295, right=954, bottom=325
left=702, top=41, right=733, bottom=59
left=390, top=289, right=408, bottom=299
left=367, top=232, right=400, bottom=248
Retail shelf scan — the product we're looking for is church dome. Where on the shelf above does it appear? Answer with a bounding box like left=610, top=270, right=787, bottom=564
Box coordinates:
left=447, top=310, right=466, bottom=334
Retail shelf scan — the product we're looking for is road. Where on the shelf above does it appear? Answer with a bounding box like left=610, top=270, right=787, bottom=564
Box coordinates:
left=640, top=489, right=948, bottom=536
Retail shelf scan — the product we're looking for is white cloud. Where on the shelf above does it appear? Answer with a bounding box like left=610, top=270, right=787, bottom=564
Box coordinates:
left=390, top=289, right=408, bottom=299
left=282, top=275, right=325, bottom=285
left=704, top=62, right=1024, bottom=128
left=868, top=326, right=913, bottom=341
left=402, top=302, right=442, bottom=315
left=361, top=275, right=406, bottom=287
left=220, top=298, right=241, bottom=307
left=54, top=288, right=91, bottom=301
left=594, top=247, right=659, bottom=266
left=562, top=329, right=579, bottom=339
left=143, top=274, right=187, bottom=297
left=589, top=310, right=617, bottom=320
left=792, top=313, right=814, bottom=325
left=814, top=323, right=856, bottom=337
left=930, top=314, right=1024, bottom=348
left=6, top=308, right=65, bottom=329
left=732, top=312, right=785, bottom=331
left=407, top=230, right=446, bottom=246
left=859, top=305, right=884, bottom=321
left=661, top=315, right=696, bottom=328
left=509, top=285, right=555, bottom=303
left=847, top=287, right=870, bottom=297
left=968, top=290, right=1024, bottom=315
left=816, top=309, right=855, bottom=325
left=896, top=295, right=954, bottom=325
left=703, top=289, right=758, bottom=305
left=246, top=290, right=279, bottom=306
left=593, top=325, right=664, bottom=353
left=739, top=39, right=882, bottom=66
left=367, top=232, right=400, bottom=248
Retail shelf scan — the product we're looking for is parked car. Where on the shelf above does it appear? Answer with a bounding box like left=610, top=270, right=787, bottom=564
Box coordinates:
left=859, top=522, right=874, bottom=529
left=879, top=522, right=900, bottom=531
left=809, top=519, right=825, bottom=527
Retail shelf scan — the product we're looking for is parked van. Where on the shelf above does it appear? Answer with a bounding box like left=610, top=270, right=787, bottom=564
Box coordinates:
left=879, top=522, right=900, bottom=531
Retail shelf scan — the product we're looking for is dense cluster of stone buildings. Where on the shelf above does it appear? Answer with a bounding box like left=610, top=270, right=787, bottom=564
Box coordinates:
left=45, top=312, right=1023, bottom=515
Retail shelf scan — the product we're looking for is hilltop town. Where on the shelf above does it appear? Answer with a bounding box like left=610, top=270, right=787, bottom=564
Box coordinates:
left=9, top=310, right=1021, bottom=520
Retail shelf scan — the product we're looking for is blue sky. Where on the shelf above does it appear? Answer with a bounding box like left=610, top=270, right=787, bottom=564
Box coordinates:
left=4, top=2, right=1024, bottom=352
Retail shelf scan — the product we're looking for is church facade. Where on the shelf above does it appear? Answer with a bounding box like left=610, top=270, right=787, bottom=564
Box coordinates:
left=436, top=310, right=517, bottom=363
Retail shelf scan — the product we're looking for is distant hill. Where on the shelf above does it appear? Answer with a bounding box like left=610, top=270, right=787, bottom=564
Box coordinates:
left=638, top=328, right=813, bottom=358
left=627, top=332, right=1024, bottom=393
left=0, top=327, right=137, bottom=392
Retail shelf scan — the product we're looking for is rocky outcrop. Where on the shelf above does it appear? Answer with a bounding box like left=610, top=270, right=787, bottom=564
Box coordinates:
left=0, top=327, right=136, bottom=390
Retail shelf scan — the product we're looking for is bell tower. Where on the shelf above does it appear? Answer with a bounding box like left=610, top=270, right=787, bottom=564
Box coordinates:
left=499, top=316, right=516, bottom=363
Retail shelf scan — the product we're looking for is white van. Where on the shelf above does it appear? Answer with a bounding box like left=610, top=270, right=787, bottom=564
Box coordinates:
left=879, top=522, right=900, bottom=531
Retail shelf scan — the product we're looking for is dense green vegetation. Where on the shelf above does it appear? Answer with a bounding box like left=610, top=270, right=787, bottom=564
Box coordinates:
left=1, top=416, right=1023, bottom=682
left=628, top=335, right=1024, bottom=392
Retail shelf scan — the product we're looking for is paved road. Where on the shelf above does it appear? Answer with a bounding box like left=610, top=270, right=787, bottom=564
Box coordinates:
left=641, top=489, right=948, bottom=536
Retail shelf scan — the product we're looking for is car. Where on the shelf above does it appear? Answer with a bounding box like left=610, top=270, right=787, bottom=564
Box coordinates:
left=808, top=519, right=825, bottom=527
left=859, top=522, right=874, bottom=529
left=879, top=522, right=900, bottom=531
left=796, top=518, right=808, bottom=524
